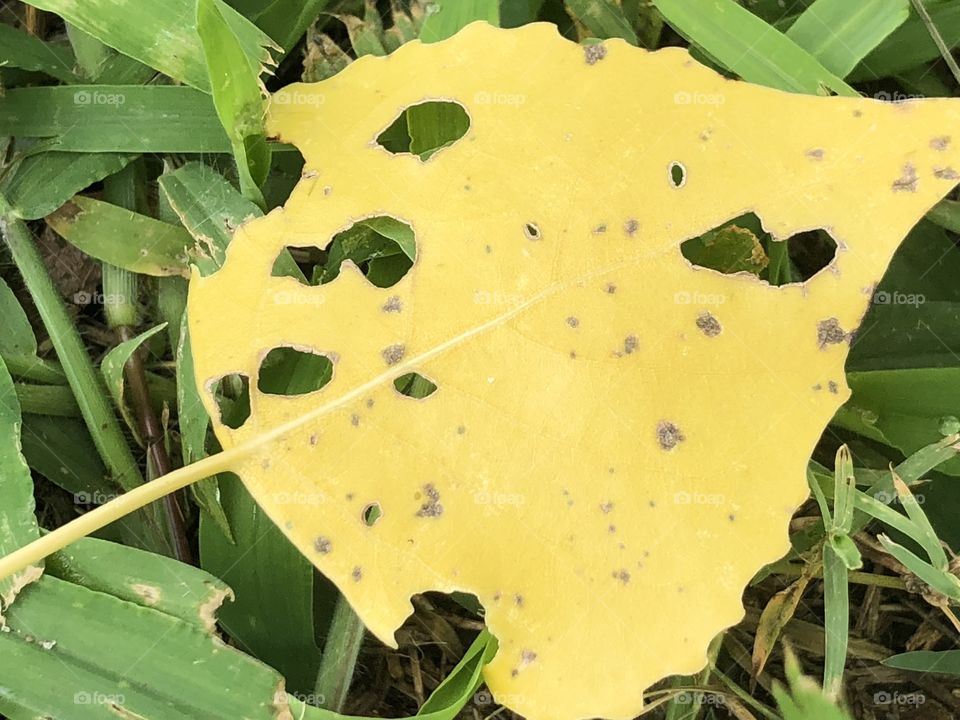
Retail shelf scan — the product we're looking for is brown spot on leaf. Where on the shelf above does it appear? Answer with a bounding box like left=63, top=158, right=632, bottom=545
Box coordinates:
left=623, top=335, right=639, bottom=354
left=695, top=312, right=721, bottom=337
left=593, top=224, right=607, bottom=234
left=931, top=136, right=951, bottom=151
left=892, top=163, right=919, bottom=192
left=613, top=569, right=631, bottom=584
left=309, top=433, right=318, bottom=446
left=624, top=219, right=639, bottom=236
left=352, top=566, right=362, bottom=581
left=828, top=380, right=839, bottom=394
left=584, top=43, right=607, bottom=65
left=805, top=148, right=824, bottom=161
left=382, top=343, right=406, bottom=365
left=514, top=593, right=524, bottom=607
left=657, top=421, right=685, bottom=450
left=382, top=296, right=402, bottom=313
left=600, top=501, right=614, bottom=514
left=605, top=283, right=617, bottom=294
left=314, top=536, right=331, bottom=554
left=817, top=318, right=848, bottom=349
left=416, top=483, right=443, bottom=517
left=566, top=316, right=579, bottom=328
left=351, top=414, right=360, bottom=427
left=934, top=166, right=960, bottom=180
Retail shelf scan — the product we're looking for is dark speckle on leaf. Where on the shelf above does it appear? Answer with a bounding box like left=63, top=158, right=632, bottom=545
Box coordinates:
left=351, top=566, right=362, bottom=581
left=624, top=219, right=639, bottom=236
left=351, top=414, right=360, bottom=427
left=584, top=43, right=607, bottom=65
left=657, top=421, right=685, bottom=450
left=931, top=136, right=951, bottom=151
left=696, top=312, right=721, bottom=337
left=623, top=335, right=639, bottom=354
left=382, top=343, right=406, bottom=365
left=805, top=148, right=825, bottom=161
left=416, top=483, right=443, bottom=517
left=828, top=380, right=839, bottom=394
left=382, top=296, right=402, bottom=313
left=892, top=163, right=919, bottom=192
left=817, top=318, right=848, bottom=349
left=566, top=316, right=579, bottom=328
left=605, top=283, right=617, bottom=294
left=314, top=537, right=331, bottom=554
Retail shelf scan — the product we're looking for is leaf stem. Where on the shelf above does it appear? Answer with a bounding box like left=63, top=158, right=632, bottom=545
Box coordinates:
left=0, top=449, right=232, bottom=580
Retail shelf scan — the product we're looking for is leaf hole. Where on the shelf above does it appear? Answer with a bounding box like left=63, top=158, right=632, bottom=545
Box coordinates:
left=362, top=502, right=382, bottom=526
left=271, top=216, right=416, bottom=288
left=375, top=100, right=471, bottom=160
left=394, top=372, right=438, bottom=399
left=523, top=222, right=541, bottom=241
left=212, top=374, right=250, bottom=429
left=257, top=347, right=333, bottom=396
left=669, top=161, right=687, bottom=188
left=680, top=213, right=838, bottom=285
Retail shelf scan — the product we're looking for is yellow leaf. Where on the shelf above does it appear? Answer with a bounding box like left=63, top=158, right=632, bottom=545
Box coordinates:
left=187, top=23, right=960, bottom=720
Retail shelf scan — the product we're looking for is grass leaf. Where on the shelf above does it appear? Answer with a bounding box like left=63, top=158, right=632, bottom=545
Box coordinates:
left=653, top=0, right=857, bottom=95
left=785, top=0, right=910, bottom=77
left=21, top=0, right=277, bottom=92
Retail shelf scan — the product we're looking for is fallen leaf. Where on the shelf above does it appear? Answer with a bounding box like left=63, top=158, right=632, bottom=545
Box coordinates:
left=187, top=23, right=960, bottom=720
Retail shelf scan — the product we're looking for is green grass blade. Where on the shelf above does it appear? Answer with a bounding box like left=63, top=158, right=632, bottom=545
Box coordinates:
left=197, top=0, right=269, bottom=207
left=0, top=357, right=42, bottom=608
left=883, top=650, right=960, bottom=675
left=46, top=196, right=192, bottom=277
left=0, top=86, right=231, bottom=153
left=100, top=324, right=167, bottom=440
left=0, top=23, right=79, bottom=83
left=419, top=0, right=500, bottom=42
left=878, top=534, right=960, bottom=599
left=565, top=0, right=639, bottom=43
left=851, top=1, right=960, bottom=81
left=653, top=0, right=857, bottom=95
left=21, top=0, right=276, bottom=92
left=0, top=575, right=290, bottom=719
left=821, top=544, right=849, bottom=698
left=785, top=0, right=910, bottom=77
left=45, top=534, right=231, bottom=629
left=160, top=162, right=261, bottom=270
left=2, top=151, right=136, bottom=220
left=890, top=473, right=949, bottom=570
